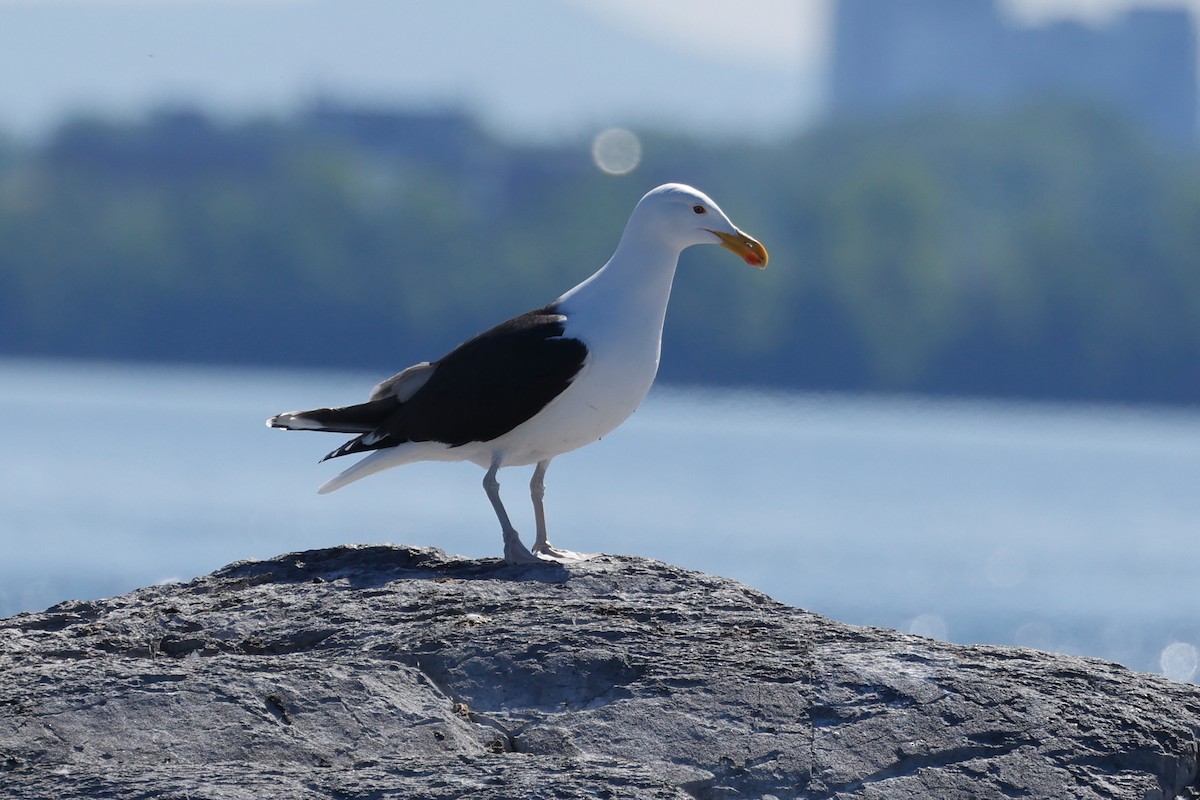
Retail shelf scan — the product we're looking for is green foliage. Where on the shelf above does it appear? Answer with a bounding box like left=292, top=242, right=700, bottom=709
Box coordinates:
left=1, top=104, right=1197, bottom=403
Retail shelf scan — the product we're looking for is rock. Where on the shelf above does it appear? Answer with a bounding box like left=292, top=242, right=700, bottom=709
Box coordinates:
left=2, top=544, right=1199, bottom=799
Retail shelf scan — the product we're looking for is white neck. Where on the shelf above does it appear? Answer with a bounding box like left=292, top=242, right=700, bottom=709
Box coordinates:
left=556, top=216, right=684, bottom=329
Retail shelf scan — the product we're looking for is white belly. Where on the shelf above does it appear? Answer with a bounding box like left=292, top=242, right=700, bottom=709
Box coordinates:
left=470, top=324, right=661, bottom=468
left=322, top=314, right=666, bottom=492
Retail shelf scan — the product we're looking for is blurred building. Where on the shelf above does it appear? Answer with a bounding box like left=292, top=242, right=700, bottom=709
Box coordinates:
left=829, top=0, right=1198, bottom=145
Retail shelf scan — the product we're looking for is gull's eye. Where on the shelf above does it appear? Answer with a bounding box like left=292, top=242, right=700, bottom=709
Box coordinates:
left=692, top=204, right=706, bottom=214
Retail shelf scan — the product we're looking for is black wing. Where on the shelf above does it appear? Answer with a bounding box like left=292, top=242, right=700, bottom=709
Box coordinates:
left=323, top=305, right=588, bottom=460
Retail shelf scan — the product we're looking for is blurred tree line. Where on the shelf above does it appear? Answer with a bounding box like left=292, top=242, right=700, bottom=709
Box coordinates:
left=0, top=103, right=1197, bottom=404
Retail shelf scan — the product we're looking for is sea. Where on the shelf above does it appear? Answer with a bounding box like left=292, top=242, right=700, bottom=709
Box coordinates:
left=3, top=357, right=1199, bottom=683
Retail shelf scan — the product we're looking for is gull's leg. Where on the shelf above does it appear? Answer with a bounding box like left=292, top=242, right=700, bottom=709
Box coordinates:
left=483, top=458, right=541, bottom=564
left=530, top=459, right=551, bottom=552
left=529, top=458, right=594, bottom=562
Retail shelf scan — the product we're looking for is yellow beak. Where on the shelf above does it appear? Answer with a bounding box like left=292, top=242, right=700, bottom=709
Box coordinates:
left=709, top=228, right=768, bottom=269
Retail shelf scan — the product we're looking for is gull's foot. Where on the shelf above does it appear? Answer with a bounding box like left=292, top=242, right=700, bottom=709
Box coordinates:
left=503, top=535, right=558, bottom=565
left=532, top=542, right=595, bottom=562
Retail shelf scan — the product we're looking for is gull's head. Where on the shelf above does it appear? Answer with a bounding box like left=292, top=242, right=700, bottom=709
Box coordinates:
left=631, top=183, right=768, bottom=268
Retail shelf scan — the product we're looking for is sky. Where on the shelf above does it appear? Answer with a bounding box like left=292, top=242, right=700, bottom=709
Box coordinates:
left=0, top=0, right=1196, bottom=141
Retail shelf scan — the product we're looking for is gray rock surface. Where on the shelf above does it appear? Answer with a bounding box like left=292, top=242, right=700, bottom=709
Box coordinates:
left=2, top=545, right=1199, bottom=799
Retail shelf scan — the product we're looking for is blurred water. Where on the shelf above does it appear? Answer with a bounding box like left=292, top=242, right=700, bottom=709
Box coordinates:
left=2, top=358, right=1199, bottom=681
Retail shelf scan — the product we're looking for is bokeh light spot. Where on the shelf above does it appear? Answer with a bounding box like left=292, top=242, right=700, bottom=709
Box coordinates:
left=591, top=128, right=642, bottom=175
left=1159, top=641, right=1199, bottom=683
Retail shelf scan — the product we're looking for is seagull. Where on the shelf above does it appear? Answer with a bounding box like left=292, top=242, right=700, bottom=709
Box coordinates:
left=267, top=183, right=768, bottom=564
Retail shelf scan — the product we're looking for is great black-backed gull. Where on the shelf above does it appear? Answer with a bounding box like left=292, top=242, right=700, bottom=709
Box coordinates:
left=267, top=183, right=768, bottom=563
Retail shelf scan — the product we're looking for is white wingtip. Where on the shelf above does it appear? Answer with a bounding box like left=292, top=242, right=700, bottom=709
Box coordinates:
left=268, top=412, right=326, bottom=431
